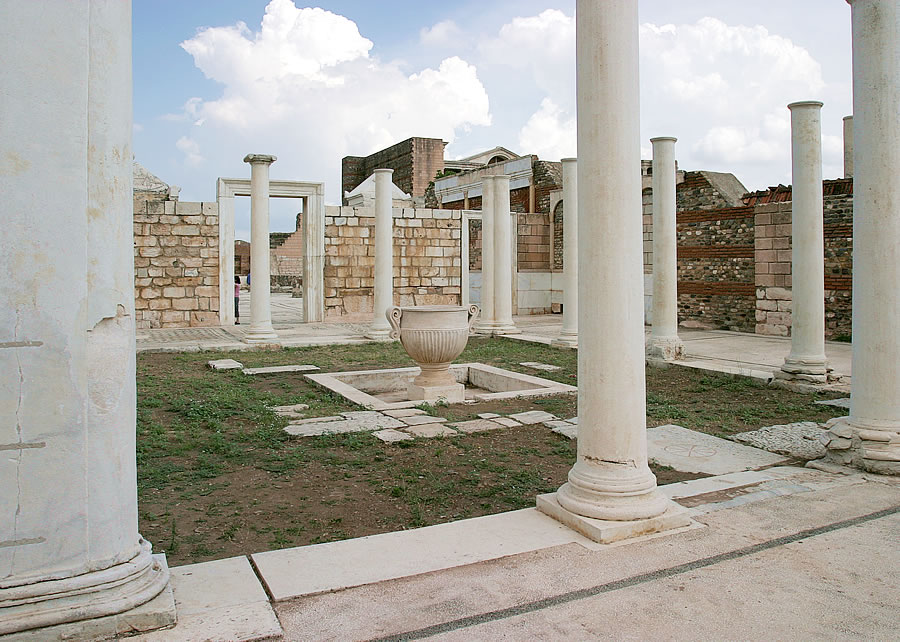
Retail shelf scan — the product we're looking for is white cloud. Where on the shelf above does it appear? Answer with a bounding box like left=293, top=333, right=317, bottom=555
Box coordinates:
left=420, top=20, right=466, bottom=49
left=175, top=0, right=491, bottom=210
left=176, top=136, right=205, bottom=167
left=517, top=98, right=575, bottom=160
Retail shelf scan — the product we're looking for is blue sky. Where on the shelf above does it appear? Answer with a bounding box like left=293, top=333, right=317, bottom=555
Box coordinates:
left=133, top=1, right=852, bottom=240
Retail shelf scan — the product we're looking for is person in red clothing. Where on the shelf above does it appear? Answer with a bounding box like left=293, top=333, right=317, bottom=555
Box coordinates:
left=234, top=276, right=241, bottom=324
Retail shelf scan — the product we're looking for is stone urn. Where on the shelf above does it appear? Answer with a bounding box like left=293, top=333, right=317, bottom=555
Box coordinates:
left=387, top=304, right=480, bottom=403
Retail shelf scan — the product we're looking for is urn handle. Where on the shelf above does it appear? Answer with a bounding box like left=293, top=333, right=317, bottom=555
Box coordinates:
left=467, top=304, right=480, bottom=333
left=387, top=306, right=402, bottom=340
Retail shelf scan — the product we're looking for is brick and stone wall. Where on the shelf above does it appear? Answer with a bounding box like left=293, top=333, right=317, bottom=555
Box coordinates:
left=324, top=206, right=462, bottom=319
left=133, top=193, right=219, bottom=329
left=341, top=137, right=447, bottom=201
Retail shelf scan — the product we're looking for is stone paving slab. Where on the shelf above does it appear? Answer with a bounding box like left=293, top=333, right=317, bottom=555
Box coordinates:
left=374, top=429, right=414, bottom=443
left=732, top=422, right=827, bottom=460
left=284, top=413, right=405, bottom=437
left=403, top=423, right=459, bottom=438
left=815, top=397, right=851, bottom=408
left=383, top=408, right=427, bottom=418
left=509, top=410, right=559, bottom=425
left=647, top=424, right=790, bottom=474
left=207, top=358, right=243, bottom=370
left=399, top=415, right=447, bottom=426
left=478, top=413, right=501, bottom=419
left=520, top=362, right=562, bottom=372
left=242, top=364, right=320, bottom=375
left=450, top=419, right=505, bottom=434
left=492, top=417, right=522, bottom=428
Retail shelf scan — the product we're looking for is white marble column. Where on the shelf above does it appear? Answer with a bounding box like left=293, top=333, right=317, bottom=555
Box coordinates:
left=538, top=0, right=689, bottom=540
left=303, top=185, right=326, bottom=323
left=552, top=158, right=579, bottom=348
left=0, top=1, right=173, bottom=636
left=474, top=176, right=497, bottom=333
left=367, top=169, right=394, bottom=339
left=778, top=102, right=828, bottom=383
left=493, top=174, right=520, bottom=334
left=647, top=137, right=684, bottom=361
left=843, top=115, right=854, bottom=178
left=243, top=154, right=279, bottom=344
left=824, top=0, right=900, bottom=474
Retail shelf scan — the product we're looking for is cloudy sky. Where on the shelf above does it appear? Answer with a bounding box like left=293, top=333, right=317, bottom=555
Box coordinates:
left=133, top=0, right=853, bottom=239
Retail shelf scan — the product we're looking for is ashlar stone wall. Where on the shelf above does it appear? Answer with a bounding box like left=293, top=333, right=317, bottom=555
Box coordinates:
left=134, top=193, right=220, bottom=329
left=324, top=206, right=462, bottom=318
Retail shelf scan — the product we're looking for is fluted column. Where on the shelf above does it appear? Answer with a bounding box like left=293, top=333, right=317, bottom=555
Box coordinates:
left=778, top=102, right=828, bottom=383
left=647, top=137, right=684, bottom=361
left=0, top=1, right=173, bottom=635
left=552, top=158, right=578, bottom=348
left=367, top=169, right=394, bottom=339
left=824, top=0, right=900, bottom=474
left=243, top=154, right=279, bottom=344
left=538, top=0, right=689, bottom=541
left=474, top=176, right=497, bottom=333
left=493, top=174, right=519, bottom=334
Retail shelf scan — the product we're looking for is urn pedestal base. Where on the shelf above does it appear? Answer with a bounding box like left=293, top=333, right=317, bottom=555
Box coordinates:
left=407, top=381, right=465, bottom=404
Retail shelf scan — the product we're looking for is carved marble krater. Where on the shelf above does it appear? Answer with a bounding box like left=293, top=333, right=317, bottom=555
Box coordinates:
left=387, top=304, right=480, bottom=403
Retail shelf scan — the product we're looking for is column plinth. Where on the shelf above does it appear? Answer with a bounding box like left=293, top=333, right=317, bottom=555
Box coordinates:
left=775, top=102, right=828, bottom=384
left=492, top=174, right=520, bottom=335
left=243, top=154, right=280, bottom=344
left=552, top=158, right=579, bottom=348
left=474, top=177, right=498, bottom=334
left=647, top=137, right=684, bottom=361
left=367, top=169, right=395, bottom=340
left=538, top=0, right=690, bottom=540
left=824, top=0, right=900, bottom=474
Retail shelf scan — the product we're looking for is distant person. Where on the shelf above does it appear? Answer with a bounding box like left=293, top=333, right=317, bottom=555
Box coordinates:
left=234, top=276, right=241, bottom=325
left=246, top=271, right=251, bottom=288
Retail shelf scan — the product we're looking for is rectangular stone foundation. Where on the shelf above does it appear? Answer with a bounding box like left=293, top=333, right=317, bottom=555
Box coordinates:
left=536, top=493, right=692, bottom=544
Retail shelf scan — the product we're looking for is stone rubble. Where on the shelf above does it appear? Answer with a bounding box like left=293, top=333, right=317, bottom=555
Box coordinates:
left=732, top=422, right=827, bottom=461
left=207, top=359, right=244, bottom=370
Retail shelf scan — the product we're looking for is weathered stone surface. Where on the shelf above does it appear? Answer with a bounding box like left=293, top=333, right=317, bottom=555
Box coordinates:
left=207, top=359, right=243, bottom=370
left=519, top=362, right=562, bottom=372
left=284, top=412, right=405, bottom=437
left=509, top=410, right=559, bottom=425
left=399, top=415, right=447, bottom=426
left=402, top=423, right=459, bottom=438
left=491, top=417, right=522, bottom=428
left=242, top=364, right=319, bottom=375
left=450, top=419, right=504, bottom=434
left=373, top=429, right=414, bottom=443
left=478, top=413, right=501, bottom=419
left=732, top=422, right=827, bottom=460
left=647, top=424, right=789, bottom=474
left=383, top=408, right=427, bottom=418
left=815, top=398, right=851, bottom=409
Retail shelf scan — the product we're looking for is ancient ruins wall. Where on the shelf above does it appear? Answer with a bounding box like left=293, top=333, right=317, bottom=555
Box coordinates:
left=341, top=138, right=446, bottom=200
left=133, top=194, right=220, bottom=329
left=324, top=206, right=462, bottom=318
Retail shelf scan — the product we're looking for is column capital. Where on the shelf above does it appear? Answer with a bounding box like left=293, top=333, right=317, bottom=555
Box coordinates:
left=650, top=136, right=677, bottom=144
left=243, top=153, right=277, bottom=165
left=787, top=100, right=824, bottom=111
left=561, top=157, right=578, bottom=164
left=373, top=168, right=394, bottom=175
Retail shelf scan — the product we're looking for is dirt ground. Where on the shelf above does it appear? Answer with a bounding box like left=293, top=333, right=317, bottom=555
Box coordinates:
left=136, top=338, right=845, bottom=566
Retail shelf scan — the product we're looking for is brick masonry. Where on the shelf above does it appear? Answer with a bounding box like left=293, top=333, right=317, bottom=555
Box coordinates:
left=133, top=193, right=220, bottom=329
left=324, top=206, right=462, bottom=319
left=341, top=137, right=447, bottom=201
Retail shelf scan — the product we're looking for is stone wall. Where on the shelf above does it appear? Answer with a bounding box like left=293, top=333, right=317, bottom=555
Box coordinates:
left=324, top=206, right=462, bottom=318
left=133, top=193, right=220, bottom=329
left=341, top=137, right=447, bottom=201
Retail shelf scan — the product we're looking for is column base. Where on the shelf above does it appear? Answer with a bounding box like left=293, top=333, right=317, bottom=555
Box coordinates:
left=244, top=323, right=280, bottom=345
left=491, top=322, right=521, bottom=336
left=473, top=321, right=499, bottom=335
left=365, top=326, right=394, bottom=341
left=551, top=331, right=578, bottom=349
left=821, top=416, right=900, bottom=475
left=0, top=540, right=175, bottom=638
left=537, top=493, right=691, bottom=544
left=646, top=335, right=684, bottom=361
left=777, top=356, right=828, bottom=383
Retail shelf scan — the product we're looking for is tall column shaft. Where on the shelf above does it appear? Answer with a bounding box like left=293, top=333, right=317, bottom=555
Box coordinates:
left=368, top=169, right=394, bottom=338
left=843, top=115, right=854, bottom=178
left=493, top=174, right=519, bottom=334
left=825, top=0, right=900, bottom=473
left=780, top=102, right=827, bottom=381
left=244, top=154, right=279, bottom=344
left=553, top=158, right=579, bottom=347
left=0, top=1, right=172, bottom=635
left=553, top=0, right=669, bottom=521
left=474, top=177, right=496, bottom=333
left=648, top=137, right=684, bottom=360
